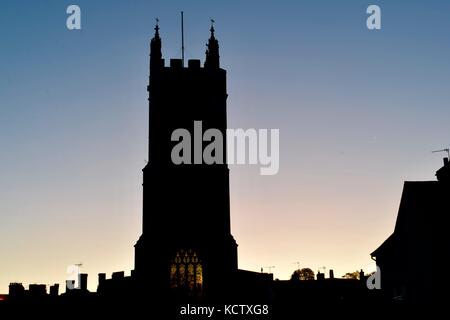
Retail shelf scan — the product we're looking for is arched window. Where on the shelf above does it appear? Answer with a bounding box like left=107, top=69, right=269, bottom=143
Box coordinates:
left=170, top=249, right=203, bottom=294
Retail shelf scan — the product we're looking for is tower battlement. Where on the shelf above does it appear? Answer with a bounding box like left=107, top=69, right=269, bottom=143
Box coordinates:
left=165, top=59, right=202, bottom=69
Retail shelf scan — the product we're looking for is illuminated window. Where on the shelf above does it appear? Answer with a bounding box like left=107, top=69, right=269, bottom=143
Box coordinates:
left=170, top=249, right=203, bottom=295
left=170, top=264, right=177, bottom=287
left=195, top=264, right=203, bottom=290
left=188, top=264, right=195, bottom=290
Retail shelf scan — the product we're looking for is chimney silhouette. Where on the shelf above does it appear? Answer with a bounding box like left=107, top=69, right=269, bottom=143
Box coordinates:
left=49, top=284, right=59, bottom=296
left=359, top=269, right=365, bottom=281
left=98, top=273, right=106, bottom=284
left=436, top=157, right=450, bottom=182
left=80, top=273, right=88, bottom=291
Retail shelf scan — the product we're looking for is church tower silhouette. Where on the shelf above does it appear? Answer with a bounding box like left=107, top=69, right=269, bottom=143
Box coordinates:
left=134, top=22, right=238, bottom=299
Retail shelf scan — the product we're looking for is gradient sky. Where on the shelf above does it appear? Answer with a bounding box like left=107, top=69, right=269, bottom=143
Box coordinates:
left=1, top=0, right=450, bottom=293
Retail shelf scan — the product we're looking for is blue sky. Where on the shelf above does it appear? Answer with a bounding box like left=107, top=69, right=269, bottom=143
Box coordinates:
left=1, top=0, right=450, bottom=292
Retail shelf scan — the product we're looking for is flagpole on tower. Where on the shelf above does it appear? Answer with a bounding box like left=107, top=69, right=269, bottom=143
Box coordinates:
left=181, top=11, right=185, bottom=67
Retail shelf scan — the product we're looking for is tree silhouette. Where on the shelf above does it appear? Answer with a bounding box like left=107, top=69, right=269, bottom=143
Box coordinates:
left=291, top=268, right=315, bottom=281
left=343, top=271, right=360, bottom=280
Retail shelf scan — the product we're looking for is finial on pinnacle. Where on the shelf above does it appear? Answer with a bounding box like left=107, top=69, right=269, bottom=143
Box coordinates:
left=210, top=19, right=215, bottom=35
left=155, top=18, right=160, bottom=34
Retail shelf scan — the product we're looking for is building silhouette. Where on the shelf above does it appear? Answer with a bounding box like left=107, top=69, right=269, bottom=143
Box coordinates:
left=133, top=22, right=239, bottom=300
left=371, top=158, right=450, bottom=302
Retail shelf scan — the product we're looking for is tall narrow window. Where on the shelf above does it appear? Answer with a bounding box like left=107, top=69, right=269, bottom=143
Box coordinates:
left=170, top=249, right=203, bottom=295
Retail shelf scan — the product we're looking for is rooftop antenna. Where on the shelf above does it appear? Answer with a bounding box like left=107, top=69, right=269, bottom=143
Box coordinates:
left=319, top=266, right=326, bottom=274
left=266, top=266, right=275, bottom=274
left=432, top=148, right=450, bottom=159
left=181, top=11, right=185, bottom=67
